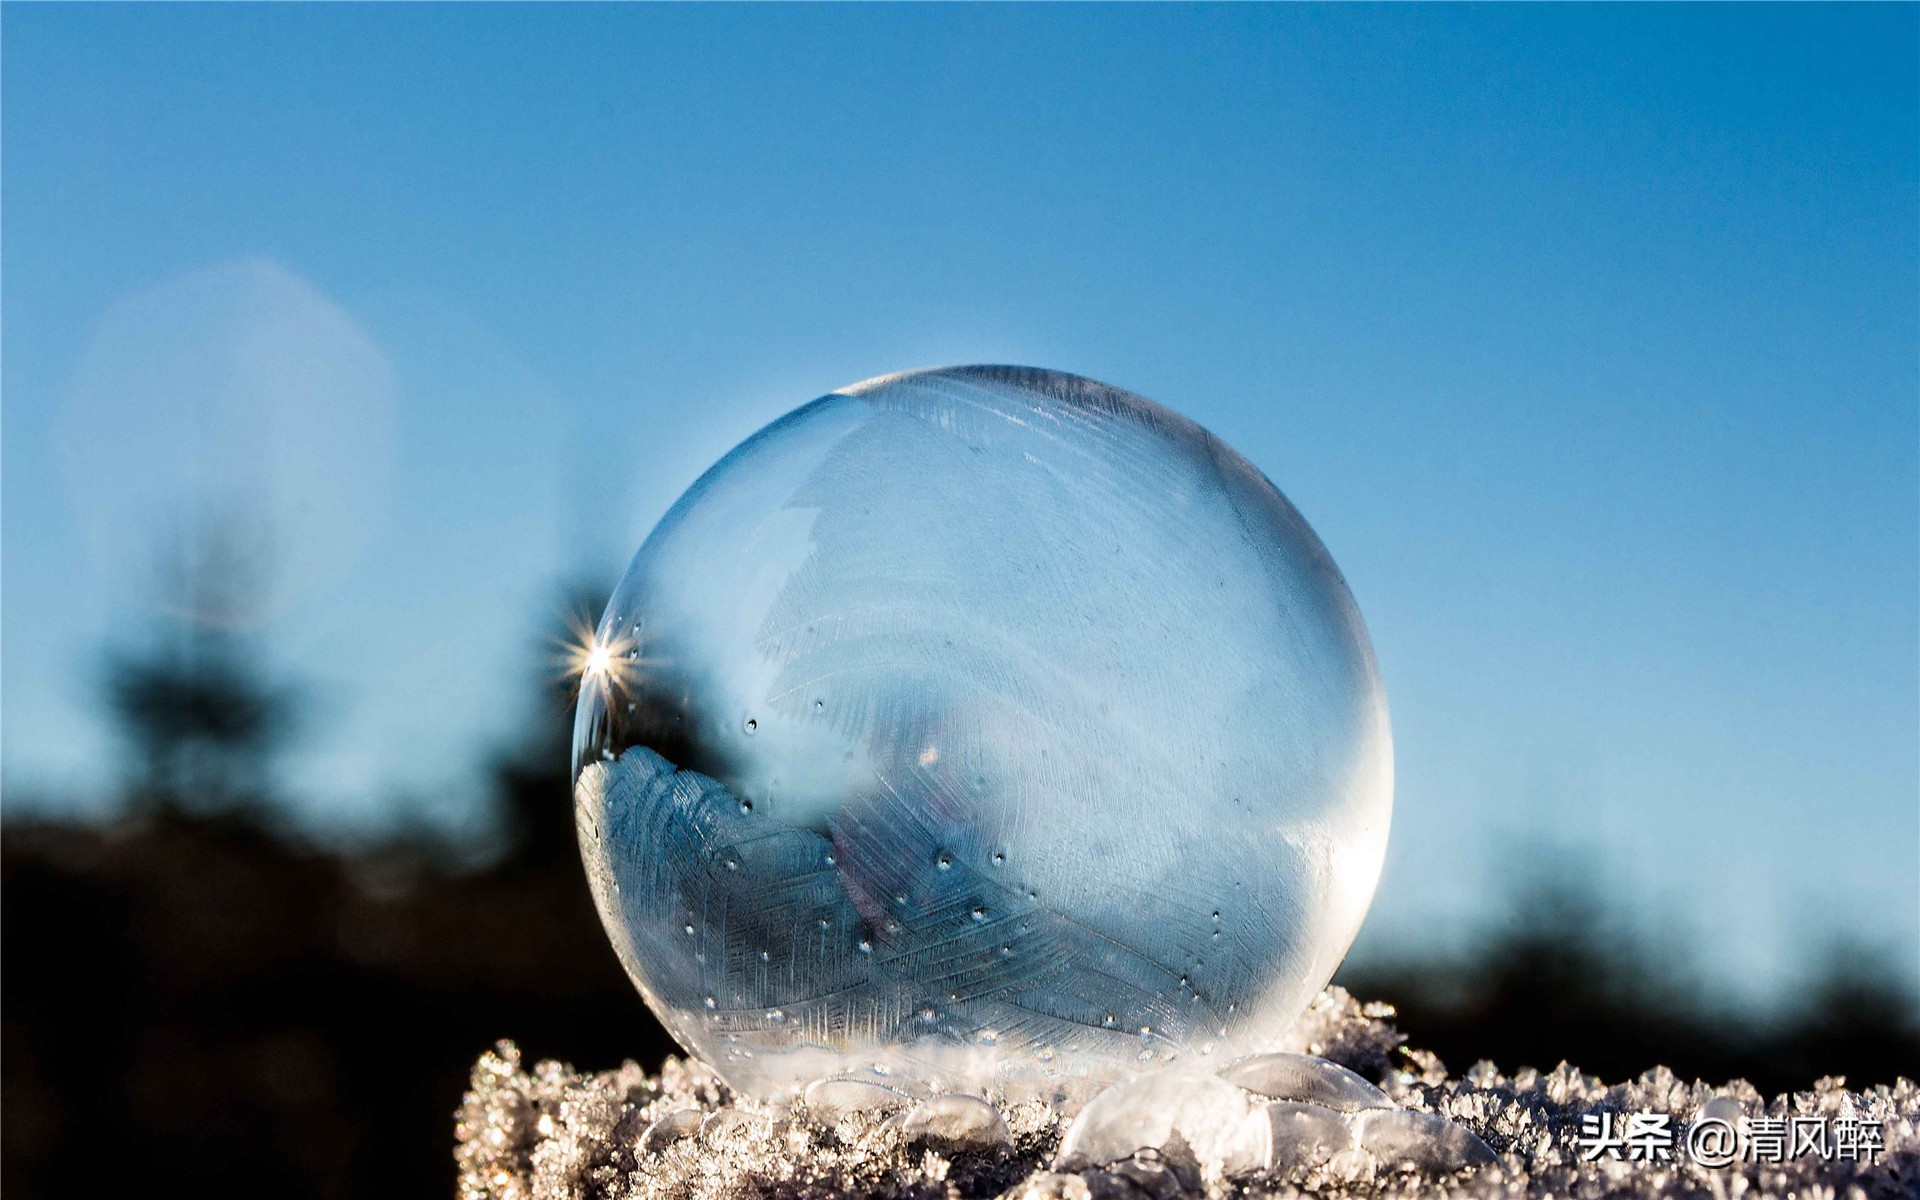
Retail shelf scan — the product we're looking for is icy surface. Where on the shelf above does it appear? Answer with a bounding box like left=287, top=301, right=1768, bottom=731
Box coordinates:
left=637, top=1108, right=702, bottom=1153
left=804, top=1078, right=915, bottom=1121
left=454, top=987, right=1919, bottom=1200
left=574, top=366, right=1392, bottom=1098
left=1245, top=1100, right=1355, bottom=1175
left=896, top=1095, right=1014, bottom=1152
left=1350, top=1107, right=1499, bottom=1174
left=1052, top=1072, right=1262, bottom=1178
left=1219, top=1052, right=1392, bottom=1111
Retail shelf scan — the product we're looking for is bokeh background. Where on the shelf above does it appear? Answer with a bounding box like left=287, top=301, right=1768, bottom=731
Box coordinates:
left=4, top=6, right=1915, bottom=1198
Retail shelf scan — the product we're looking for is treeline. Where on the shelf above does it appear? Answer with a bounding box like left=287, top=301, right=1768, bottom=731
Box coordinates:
left=3, top=578, right=676, bottom=1198
left=1335, top=857, right=1918, bottom=1092
left=3, top=580, right=1914, bottom=1198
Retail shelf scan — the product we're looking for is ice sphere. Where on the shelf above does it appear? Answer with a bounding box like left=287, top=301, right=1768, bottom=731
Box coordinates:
left=574, top=365, right=1392, bottom=1100
left=638, top=1108, right=704, bottom=1154
left=1219, top=1052, right=1391, bottom=1111
left=1245, top=1100, right=1354, bottom=1172
left=802, top=1077, right=912, bottom=1121
left=1054, top=1072, right=1262, bottom=1177
left=895, top=1094, right=1013, bottom=1152
left=1105, top=1157, right=1189, bottom=1200
left=698, top=1108, right=772, bottom=1145
left=1350, top=1108, right=1498, bottom=1174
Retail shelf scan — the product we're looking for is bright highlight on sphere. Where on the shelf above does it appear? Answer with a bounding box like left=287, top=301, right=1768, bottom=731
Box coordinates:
left=584, top=642, right=614, bottom=678
left=573, top=366, right=1392, bottom=1100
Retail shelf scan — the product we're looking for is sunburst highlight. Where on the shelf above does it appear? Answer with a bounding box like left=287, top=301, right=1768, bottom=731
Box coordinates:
left=556, top=609, right=640, bottom=697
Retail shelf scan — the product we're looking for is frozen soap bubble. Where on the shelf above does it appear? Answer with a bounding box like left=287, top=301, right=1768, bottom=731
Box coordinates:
left=573, top=366, right=1392, bottom=1101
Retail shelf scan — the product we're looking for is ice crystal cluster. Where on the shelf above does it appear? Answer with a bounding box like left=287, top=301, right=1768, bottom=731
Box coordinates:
left=454, top=987, right=1919, bottom=1200
left=574, top=366, right=1392, bottom=1099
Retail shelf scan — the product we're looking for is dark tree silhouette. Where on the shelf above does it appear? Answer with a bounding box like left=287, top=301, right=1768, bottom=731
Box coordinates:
left=3, top=571, right=1914, bottom=1198
left=3, top=575, right=677, bottom=1200
left=101, top=514, right=302, bottom=817
left=1336, top=848, right=1920, bottom=1092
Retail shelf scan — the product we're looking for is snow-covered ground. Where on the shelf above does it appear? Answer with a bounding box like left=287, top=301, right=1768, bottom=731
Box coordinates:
left=455, top=989, right=1916, bottom=1200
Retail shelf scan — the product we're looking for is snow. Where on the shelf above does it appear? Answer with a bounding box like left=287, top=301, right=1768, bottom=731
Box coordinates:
left=454, top=987, right=1918, bottom=1200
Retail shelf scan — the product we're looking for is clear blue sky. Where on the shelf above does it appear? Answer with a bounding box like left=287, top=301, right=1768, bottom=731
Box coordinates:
left=5, top=4, right=1915, bottom=1004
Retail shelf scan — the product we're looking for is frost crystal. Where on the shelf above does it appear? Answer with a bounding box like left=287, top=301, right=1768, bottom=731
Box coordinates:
left=455, top=990, right=1919, bottom=1200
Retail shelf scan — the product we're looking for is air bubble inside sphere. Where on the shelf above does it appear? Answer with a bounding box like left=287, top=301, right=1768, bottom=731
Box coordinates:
left=573, top=366, right=1391, bottom=1100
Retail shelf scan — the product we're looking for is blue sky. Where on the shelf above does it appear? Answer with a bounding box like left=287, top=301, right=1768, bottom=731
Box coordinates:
left=5, top=5, right=1915, bottom=1003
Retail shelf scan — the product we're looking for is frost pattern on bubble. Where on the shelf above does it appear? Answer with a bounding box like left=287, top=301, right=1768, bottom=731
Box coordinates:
left=574, top=366, right=1393, bottom=1099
